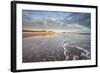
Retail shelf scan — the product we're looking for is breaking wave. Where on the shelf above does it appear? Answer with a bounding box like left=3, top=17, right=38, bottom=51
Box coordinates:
left=62, top=42, right=90, bottom=60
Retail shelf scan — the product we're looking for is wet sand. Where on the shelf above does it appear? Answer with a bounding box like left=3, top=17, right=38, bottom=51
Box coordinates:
left=22, top=32, right=91, bottom=63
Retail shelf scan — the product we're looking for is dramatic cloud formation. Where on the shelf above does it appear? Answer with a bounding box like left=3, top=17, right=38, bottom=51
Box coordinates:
left=22, top=10, right=91, bottom=33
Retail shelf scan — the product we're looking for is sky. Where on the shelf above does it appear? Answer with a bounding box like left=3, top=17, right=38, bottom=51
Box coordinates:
left=22, top=10, right=91, bottom=33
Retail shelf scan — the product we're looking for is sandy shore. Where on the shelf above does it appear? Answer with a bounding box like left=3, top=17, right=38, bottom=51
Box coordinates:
left=23, top=31, right=57, bottom=37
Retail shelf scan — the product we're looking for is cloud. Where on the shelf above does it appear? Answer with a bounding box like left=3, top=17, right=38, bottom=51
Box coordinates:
left=22, top=10, right=91, bottom=33
left=64, top=24, right=90, bottom=33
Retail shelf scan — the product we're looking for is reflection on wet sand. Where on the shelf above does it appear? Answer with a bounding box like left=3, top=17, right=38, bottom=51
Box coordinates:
left=22, top=32, right=91, bottom=63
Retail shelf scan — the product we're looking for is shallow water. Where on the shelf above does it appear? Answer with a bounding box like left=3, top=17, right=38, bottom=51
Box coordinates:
left=22, top=33, right=91, bottom=63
